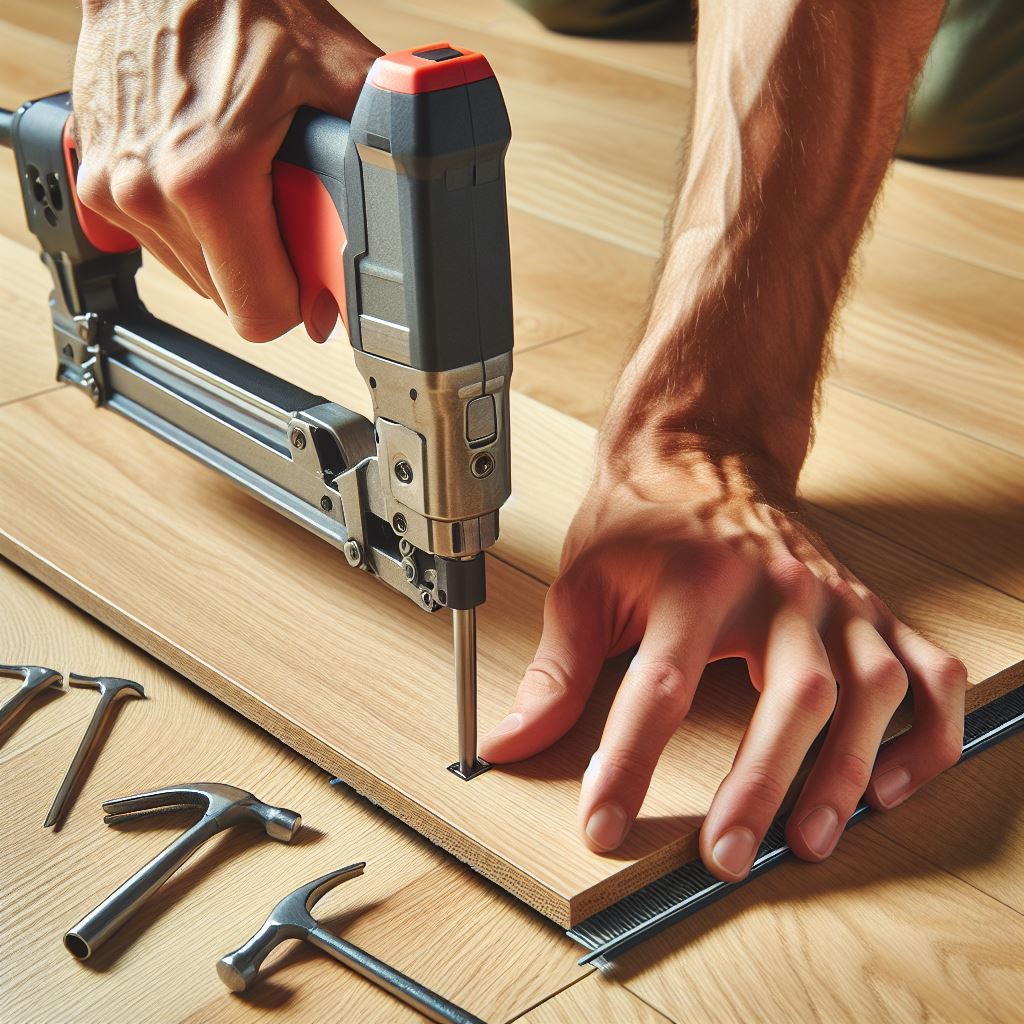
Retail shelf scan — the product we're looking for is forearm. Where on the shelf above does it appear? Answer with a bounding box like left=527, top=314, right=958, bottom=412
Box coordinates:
left=602, top=0, right=944, bottom=485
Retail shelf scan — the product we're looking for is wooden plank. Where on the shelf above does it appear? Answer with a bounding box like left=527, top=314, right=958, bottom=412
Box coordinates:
left=893, top=148, right=1024, bottom=214
left=613, top=820, right=1024, bottom=1023
left=379, top=0, right=695, bottom=86
left=0, top=559, right=583, bottom=1024
left=876, top=162, right=1024, bottom=280
left=0, top=256, right=1021, bottom=928
left=519, top=976, right=672, bottom=1024
left=513, top=334, right=1024, bottom=599
left=863, top=732, right=1024, bottom=915
left=833, top=233, right=1024, bottom=456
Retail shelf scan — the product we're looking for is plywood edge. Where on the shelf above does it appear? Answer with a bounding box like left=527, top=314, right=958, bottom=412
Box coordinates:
left=0, top=530, right=577, bottom=928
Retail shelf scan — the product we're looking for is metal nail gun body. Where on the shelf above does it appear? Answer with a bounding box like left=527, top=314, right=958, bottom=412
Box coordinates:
left=2, top=45, right=513, bottom=777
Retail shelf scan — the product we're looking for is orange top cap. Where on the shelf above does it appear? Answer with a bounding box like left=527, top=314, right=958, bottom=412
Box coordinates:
left=369, top=43, right=494, bottom=95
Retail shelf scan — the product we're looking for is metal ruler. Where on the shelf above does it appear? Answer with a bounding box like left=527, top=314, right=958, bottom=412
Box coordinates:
left=567, top=683, right=1024, bottom=966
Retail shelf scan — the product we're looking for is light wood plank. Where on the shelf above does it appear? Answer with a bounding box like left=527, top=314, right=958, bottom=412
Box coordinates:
left=379, top=0, right=695, bottom=86
left=513, top=334, right=1024, bottom=599
left=877, top=161, right=1024, bottom=280
left=863, top=732, right=1024, bottom=915
left=1, top=233, right=1021, bottom=926
left=0, top=559, right=583, bottom=1024
left=894, top=149, right=1024, bottom=214
left=518, top=976, right=672, bottom=1023
left=613, top=820, right=1024, bottom=1024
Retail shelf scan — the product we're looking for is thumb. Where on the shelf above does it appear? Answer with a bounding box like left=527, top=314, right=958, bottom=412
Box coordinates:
left=481, top=568, right=610, bottom=763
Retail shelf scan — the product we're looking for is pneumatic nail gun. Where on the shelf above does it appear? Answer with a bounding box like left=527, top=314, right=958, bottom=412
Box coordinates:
left=0, top=43, right=513, bottom=780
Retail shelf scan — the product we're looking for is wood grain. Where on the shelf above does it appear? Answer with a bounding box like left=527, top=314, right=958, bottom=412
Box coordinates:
left=863, top=732, right=1024, bottom=915
left=612, top=817, right=1024, bottom=1024
left=0, top=234, right=1021, bottom=926
left=0, top=559, right=584, bottom=1024
left=512, top=327, right=1024, bottom=600
left=518, top=976, right=672, bottom=1023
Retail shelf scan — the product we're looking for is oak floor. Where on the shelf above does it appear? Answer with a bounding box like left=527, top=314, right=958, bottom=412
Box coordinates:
left=1, top=1, right=1023, bottom=1021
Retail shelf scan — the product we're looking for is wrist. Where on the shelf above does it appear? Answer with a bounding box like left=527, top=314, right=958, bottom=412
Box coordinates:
left=599, top=337, right=814, bottom=491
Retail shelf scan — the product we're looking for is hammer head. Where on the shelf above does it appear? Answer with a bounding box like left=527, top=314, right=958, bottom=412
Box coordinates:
left=102, top=782, right=302, bottom=842
left=217, top=863, right=366, bottom=992
left=68, top=672, right=146, bottom=701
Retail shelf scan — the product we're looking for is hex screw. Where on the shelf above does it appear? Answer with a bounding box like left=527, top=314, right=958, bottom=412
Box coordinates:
left=398, top=538, right=414, bottom=557
left=471, top=453, right=495, bottom=479
left=392, top=513, right=408, bottom=535
left=402, top=559, right=418, bottom=583
left=320, top=496, right=333, bottom=513
left=394, top=461, right=414, bottom=484
left=290, top=428, right=306, bottom=450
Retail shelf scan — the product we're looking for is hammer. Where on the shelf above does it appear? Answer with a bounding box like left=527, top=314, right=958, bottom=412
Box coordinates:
left=65, top=782, right=302, bottom=960
left=217, top=865, right=485, bottom=1024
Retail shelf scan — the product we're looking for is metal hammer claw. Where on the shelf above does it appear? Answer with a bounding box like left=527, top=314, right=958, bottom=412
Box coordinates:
left=217, top=865, right=485, bottom=1024
left=0, top=664, right=63, bottom=739
left=44, top=674, right=146, bottom=829
left=65, top=782, right=302, bottom=960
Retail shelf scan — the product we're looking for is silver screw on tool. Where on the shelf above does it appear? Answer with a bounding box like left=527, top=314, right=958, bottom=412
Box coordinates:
left=217, top=865, right=485, bottom=1024
left=64, top=783, right=302, bottom=960
left=44, top=674, right=146, bottom=830
left=289, top=427, right=306, bottom=450
left=343, top=539, right=362, bottom=567
left=0, top=664, right=63, bottom=740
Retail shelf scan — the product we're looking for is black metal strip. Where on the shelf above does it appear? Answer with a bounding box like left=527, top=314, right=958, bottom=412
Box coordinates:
left=568, top=684, right=1024, bottom=965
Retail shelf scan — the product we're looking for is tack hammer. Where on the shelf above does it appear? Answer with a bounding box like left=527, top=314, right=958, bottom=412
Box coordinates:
left=218, top=865, right=485, bottom=1024
left=65, top=783, right=302, bottom=960
left=1, top=42, right=514, bottom=779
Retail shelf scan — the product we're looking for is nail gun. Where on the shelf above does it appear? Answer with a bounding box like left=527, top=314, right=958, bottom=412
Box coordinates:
left=0, top=43, right=513, bottom=780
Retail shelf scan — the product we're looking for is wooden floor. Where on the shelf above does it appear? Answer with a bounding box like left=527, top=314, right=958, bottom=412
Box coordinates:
left=1, top=1, right=1023, bottom=1020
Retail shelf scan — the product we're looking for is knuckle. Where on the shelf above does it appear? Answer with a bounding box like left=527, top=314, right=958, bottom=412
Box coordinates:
left=786, top=670, right=837, bottom=722
left=860, top=655, right=909, bottom=704
left=766, top=557, right=818, bottom=607
left=521, top=656, right=581, bottom=711
left=160, top=156, right=210, bottom=206
left=631, top=660, right=693, bottom=717
left=109, top=168, right=159, bottom=217
left=930, top=654, right=969, bottom=694
left=832, top=751, right=873, bottom=792
left=601, top=747, right=658, bottom=788
left=75, top=165, right=112, bottom=212
left=734, top=764, right=788, bottom=812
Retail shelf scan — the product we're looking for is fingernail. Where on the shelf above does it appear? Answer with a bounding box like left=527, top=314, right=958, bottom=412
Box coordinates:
left=310, top=291, right=338, bottom=342
left=797, top=805, right=840, bottom=857
left=711, top=827, right=757, bottom=878
left=874, top=766, right=912, bottom=808
left=483, top=713, right=522, bottom=741
left=585, top=804, right=628, bottom=851
left=582, top=751, right=602, bottom=786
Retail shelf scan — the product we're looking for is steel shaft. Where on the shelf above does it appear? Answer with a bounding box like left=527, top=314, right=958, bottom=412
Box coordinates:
left=452, top=607, right=478, bottom=776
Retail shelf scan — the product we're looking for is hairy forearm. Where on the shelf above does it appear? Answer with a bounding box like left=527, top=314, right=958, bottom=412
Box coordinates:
left=602, top=0, right=943, bottom=485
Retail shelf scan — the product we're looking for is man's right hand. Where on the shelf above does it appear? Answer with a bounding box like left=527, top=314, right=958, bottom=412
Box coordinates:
left=73, top=0, right=380, bottom=342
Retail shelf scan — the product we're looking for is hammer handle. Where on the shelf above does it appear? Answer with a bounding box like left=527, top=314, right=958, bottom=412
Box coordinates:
left=308, top=925, right=485, bottom=1024
left=65, top=815, right=221, bottom=959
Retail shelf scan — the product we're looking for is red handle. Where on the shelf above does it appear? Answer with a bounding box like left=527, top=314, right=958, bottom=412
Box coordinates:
left=62, top=118, right=138, bottom=254
left=271, top=160, right=349, bottom=339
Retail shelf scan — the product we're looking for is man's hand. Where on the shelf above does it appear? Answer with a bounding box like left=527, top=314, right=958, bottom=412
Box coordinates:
left=483, top=0, right=959, bottom=878
left=73, top=0, right=380, bottom=341
left=480, top=444, right=966, bottom=878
